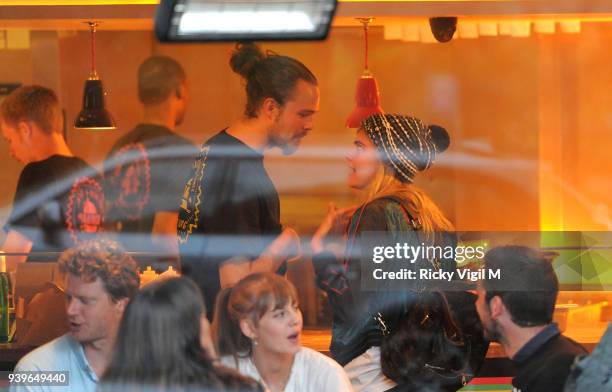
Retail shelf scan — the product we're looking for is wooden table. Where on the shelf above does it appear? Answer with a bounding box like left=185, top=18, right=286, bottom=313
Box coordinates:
left=0, top=323, right=606, bottom=373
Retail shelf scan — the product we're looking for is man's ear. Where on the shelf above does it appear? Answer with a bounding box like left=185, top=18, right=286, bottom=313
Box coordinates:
left=239, top=318, right=257, bottom=340
left=114, top=297, right=130, bottom=316
left=489, top=295, right=505, bottom=320
left=260, top=97, right=281, bottom=121
left=172, top=81, right=186, bottom=102
left=175, top=83, right=188, bottom=101
left=18, top=121, right=33, bottom=140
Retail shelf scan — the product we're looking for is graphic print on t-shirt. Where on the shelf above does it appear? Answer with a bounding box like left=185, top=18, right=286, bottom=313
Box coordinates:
left=178, top=145, right=209, bottom=244
left=107, top=143, right=151, bottom=222
left=65, top=177, right=104, bottom=244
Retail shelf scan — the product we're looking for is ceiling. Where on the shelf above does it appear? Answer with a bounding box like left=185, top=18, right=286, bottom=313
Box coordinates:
left=1, top=0, right=612, bottom=30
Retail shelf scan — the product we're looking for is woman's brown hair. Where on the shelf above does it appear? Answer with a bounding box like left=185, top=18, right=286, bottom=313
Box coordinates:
left=212, top=272, right=299, bottom=358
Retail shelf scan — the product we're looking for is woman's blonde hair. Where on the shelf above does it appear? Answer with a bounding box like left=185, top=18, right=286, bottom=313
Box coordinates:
left=364, top=161, right=454, bottom=234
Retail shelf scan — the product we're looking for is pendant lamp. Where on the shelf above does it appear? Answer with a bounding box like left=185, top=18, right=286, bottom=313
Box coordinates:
left=74, top=22, right=116, bottom=130
left=346, top=17, right=383, bottom=128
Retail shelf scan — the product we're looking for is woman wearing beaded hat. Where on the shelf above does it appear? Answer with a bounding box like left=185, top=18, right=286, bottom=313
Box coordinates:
left=311, top=114, right=487, bottom=391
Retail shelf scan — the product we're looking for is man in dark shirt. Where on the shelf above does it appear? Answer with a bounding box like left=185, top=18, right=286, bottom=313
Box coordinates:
left=1, top=85, right=103, bottom=269
left=105, top=56, right=197, bottom=264
left=178, top=43, right=318, bottom=317
left=475, top=246, right=587, bottom=392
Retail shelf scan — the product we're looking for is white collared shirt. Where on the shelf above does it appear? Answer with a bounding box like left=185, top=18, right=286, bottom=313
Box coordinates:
left=221, top=347, right=353, bottom=392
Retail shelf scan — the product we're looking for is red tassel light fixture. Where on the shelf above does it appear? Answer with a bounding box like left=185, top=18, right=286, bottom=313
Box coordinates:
left=346, top=17, right=383, bottom=128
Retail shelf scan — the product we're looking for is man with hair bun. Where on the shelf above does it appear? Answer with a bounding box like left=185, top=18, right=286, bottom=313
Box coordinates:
left=178, top=42, right=320, bottom=319
left=1, top=85, right=103, bottom=270
left=104, top=56, right=197, bottom=265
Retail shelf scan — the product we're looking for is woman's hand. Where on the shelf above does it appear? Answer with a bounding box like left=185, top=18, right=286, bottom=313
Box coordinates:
left=266, top=227, right=301, bottom=262
left=311, top=203, right=357, bottom=255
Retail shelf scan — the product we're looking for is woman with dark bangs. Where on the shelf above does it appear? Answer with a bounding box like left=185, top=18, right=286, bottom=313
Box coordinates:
left=213, top=272, right=352, bottom=392
left=99, top=277, right=262, bottom=392
left=311, top=114, right=487, bottom=391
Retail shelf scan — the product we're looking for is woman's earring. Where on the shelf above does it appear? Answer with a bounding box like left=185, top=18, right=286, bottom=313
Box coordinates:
left=252, top=339, right=258, bottom=347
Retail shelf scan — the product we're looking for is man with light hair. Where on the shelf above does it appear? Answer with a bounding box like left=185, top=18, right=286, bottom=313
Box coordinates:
left=11, top=239, right=140, bottom=392
left=1, top=85, right=103, bottom=270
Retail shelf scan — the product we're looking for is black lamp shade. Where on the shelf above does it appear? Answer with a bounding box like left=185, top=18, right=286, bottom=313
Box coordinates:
left=74, top=79, right=116, bottom=130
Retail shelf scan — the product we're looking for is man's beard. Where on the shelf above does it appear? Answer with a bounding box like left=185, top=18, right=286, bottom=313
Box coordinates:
left=280, top=142, right=299, bottom=155
left=269, top=128, right=300, bottom=155
left=483, top=318, right=502, bottom=342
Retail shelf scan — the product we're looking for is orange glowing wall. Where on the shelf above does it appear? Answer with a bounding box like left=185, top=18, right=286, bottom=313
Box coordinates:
left=1, top=24, right=612, bottom=239
left=538, top=28, right=612, bottom=231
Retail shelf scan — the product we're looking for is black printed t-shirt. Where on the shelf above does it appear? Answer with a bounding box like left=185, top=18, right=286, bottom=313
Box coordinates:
left=178, top=130, right=283, bottom=318
left=104, top=123, right=197, bottom=253
left=4, top=155, right=104, bottom=261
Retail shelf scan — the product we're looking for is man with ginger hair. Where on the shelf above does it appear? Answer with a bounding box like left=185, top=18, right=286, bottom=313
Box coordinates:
left=11, top=239, right=140, bottom=392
